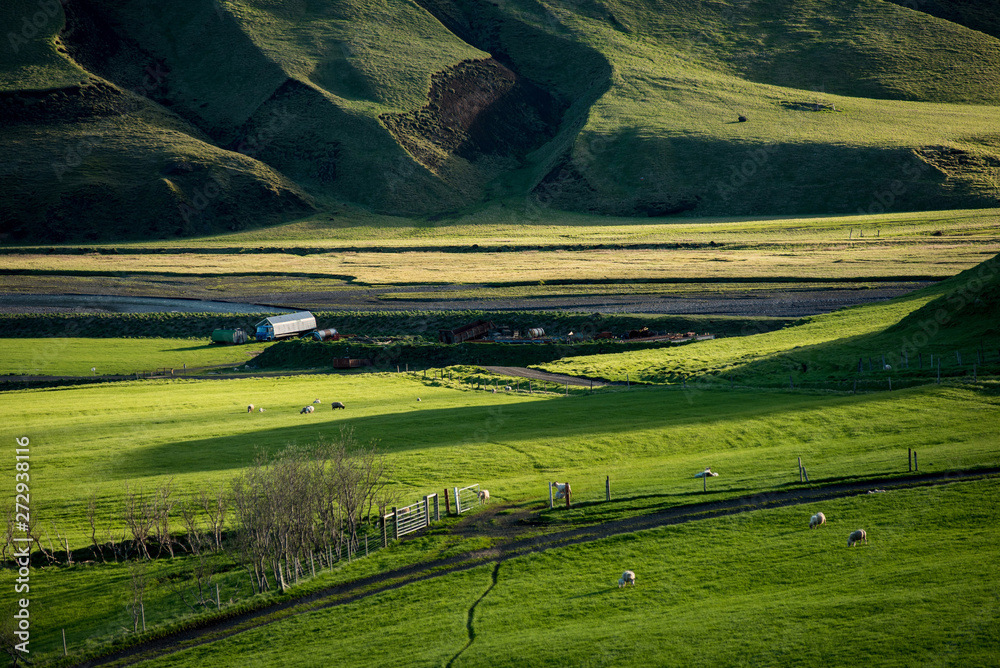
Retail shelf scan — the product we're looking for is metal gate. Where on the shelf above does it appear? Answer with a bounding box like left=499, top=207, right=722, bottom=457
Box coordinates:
left=453, top=484, right=481, bottom=514
left=388, top=493, right=439, bottom=540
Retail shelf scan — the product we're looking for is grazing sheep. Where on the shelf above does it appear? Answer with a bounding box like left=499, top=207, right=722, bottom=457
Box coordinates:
left=300, top=405, right=314, bottom=414
left=884, top=364, right=892, bottom=371
left=694, top=468, right=718, bottom=478
left=313, top=399, right=321, bottom=404
left=258, top=407, right=265, bottom=412
left=491, top=388, right=496, bottom=394
left=809, top=512, right=826, bottom=529
left=417, top=398, right=421, bottom=402
left=478, top=489, right=490, bottom=504
left=330, top=401, right=346, bottom=410
left=248, top=404, right=254, bottom=413
left=505, top=385, right=512, bottom=391
left=847, top=529, right=867, bottom=547
left=618, top=570, right=636, bottom=587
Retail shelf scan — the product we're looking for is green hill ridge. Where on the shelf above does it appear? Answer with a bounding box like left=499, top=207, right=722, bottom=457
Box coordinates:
left=2, top=0, right=1000, bottom=241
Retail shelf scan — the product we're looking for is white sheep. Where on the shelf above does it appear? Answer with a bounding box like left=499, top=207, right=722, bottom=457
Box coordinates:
left=258, top=407, right=265, bottom=412
left=300, top=405, right=314, bottom=414
left=313, top=399, right=321, bottom=404
left=809, top=512, right=826, bottom=529
left=505, top=385, right=512, bottom=391
left=478, top=489, right=490, bottom=504
left=847, top=529, right=867, bottom=547
left=247, top=404, right=254, bottom=413
left=884, top=364, right=892, bottom=371
left=618, top=570, right=636, bottom=587
left=491, top=388, right=496, bottom=393
left=694, top=468, right=718, bottom=478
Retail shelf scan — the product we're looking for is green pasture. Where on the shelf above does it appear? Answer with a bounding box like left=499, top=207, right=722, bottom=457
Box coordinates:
left=141, top=479, right=1000, bottom=667
left=2, top=372, right=998, bottom=547
left=0, top=338, right=273, bottom=376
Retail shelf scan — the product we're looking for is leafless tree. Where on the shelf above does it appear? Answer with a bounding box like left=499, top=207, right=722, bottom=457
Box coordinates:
left=53, top=522, right=73, bottom=565
left=153, top=481, right=176, bottom=558
left=199, top=485, right=228, bottom=552
left=1, top=507, right=13, bottom=564
left=123, top=483, right=155, bottom=560
left=86, top=491, right=106, bottom=563
left=124, top=560, right=147, bottom=634
left=178, top=501, right=203, bottom=556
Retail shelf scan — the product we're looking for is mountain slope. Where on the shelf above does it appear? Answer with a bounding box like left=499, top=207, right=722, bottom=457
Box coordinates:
left=2, top=0, right=1000, bottom=241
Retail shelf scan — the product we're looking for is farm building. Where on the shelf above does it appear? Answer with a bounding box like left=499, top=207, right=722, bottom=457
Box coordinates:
left=254, top=311, right=317, bottom=341
left=210, top=328, right=248, bottom=345
left=439, top=319, right=495, bottom=344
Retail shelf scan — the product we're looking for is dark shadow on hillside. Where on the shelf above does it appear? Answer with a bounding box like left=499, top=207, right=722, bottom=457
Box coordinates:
left=114, top=387, right=905, bottom=479
left=533, top=131, right=1000, bottom=217
left=727, top=255, right=1000, bottom=385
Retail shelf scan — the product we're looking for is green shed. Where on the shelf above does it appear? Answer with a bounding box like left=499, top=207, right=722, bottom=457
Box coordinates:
left=211, top=328, right=248, bottom=345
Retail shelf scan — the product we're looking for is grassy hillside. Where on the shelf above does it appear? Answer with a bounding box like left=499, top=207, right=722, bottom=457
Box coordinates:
left=540, top=252, right=1000, bottom=385
left=3, top=0, right=1000, bottom=241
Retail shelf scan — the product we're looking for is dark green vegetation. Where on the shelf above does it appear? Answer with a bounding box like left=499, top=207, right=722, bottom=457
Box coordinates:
left=0, top=310, right=783, bottom=340
left=3, top=0, right=1000, bottom=242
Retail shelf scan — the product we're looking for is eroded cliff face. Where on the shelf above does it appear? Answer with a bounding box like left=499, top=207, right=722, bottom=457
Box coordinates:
left=380, top=58, right=565, bottom=174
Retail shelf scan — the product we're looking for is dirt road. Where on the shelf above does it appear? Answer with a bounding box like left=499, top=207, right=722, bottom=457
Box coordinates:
left=78, top=467, right=999, bottom=667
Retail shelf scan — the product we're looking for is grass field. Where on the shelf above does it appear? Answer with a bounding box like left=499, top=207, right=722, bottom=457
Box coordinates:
left=95, top=479, right=1000, bottom=667
left=0, top=338, right=273, bottom=376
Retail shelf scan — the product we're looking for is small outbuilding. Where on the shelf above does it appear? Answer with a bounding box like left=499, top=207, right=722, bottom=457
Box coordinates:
left=254, top=311, right=317, bottom=341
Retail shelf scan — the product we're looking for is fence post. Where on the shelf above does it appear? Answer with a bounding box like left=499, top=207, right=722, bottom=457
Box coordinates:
left=444, top=488, right=450, bottom=516
left=392, top=508, right=399, bottom=541
left=703, top=473, right=707, bottom=492
left=454, top=487, right=460, bottom=514
left=888, top=377, right=892, bottom=392
left=548, top=482, right=554, bottom=509
left=382, top=515, right=388, bottom=547
left=63, top=628, right=67, bottom=656
left=798, top=456, right=803, bottom=483
left=565, top=482, right=572, bottom=508
left=914, top=451, right=918, bottom=472
left=433, top=493, right=440, bottom=521
left=908, top=447, right=912, bottom=472
left=424, top=495, right=431, bottom=527
left=626, top=372, right=629, bottom=388
left=606, top=475, right=611, bottom=502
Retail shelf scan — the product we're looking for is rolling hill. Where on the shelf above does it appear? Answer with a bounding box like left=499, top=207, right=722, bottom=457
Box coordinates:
left=2, top=0, right=1000, bottom=242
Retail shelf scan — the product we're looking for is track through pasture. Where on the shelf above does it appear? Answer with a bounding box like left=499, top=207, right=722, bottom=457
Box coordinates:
left=77, top=467, right=1000, bottom=667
